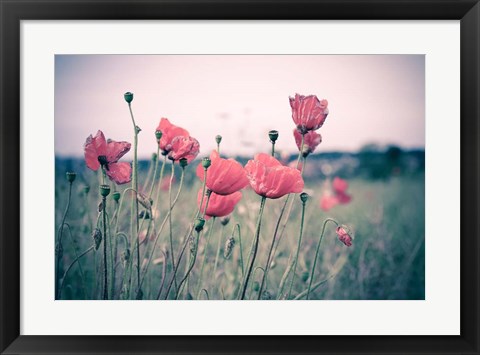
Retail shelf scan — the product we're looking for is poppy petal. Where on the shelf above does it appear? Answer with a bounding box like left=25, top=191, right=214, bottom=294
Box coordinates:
left=106, top=162, right=132, bottom=185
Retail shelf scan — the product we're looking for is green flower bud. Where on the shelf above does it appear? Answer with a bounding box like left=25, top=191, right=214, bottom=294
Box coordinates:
left=194, top=217, right=205, bottom=232
left=269, top=130, right=279, bottom=143
left=202, top=157, right=211, bottom=169
left=179, top=158, right=188, bottom=168
left=151, top=152, right=158, bottom=161
left=215, top=135, right=222, bottom=144
left=99, top=184, right=111, bottom=197
left=66, top=171, right=76, bottom=183
left=300, top=192, right=309, bottom=204
left=155, top=130, right=163, bottom=141
left=135, top=125, right=142, bottom=134
left=112, top=191, right=121, bottom=202
left=124, top=92, right=133, bottom=103
left=82, top=185, right=90, bottom=194
left=301, top=271, right=309, bottom=283
left=220, top=216, right=230, bottom=226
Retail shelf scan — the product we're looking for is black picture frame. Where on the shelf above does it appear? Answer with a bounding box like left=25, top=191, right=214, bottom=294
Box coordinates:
left=1, top=0, right=479, bottom=354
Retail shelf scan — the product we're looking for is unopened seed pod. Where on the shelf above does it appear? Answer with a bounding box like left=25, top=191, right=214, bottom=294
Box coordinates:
left=92, top=228, right=102, bottom=250
left=124, top=92, right=134, bottom=103
left=66, top=171, right=77, bottom=183
left=223, top=236, right=235, bottom=259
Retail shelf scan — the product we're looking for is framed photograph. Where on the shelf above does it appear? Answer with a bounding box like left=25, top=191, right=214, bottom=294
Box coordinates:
left=1, top=0, right=479, bottom=354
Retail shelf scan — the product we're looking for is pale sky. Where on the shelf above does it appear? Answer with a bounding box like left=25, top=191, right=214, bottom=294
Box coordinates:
left=55, top=55, right=424, bottom=159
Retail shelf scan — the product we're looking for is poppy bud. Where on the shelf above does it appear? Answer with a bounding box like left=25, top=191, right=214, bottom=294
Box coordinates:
left=66, top=171, right=76, bottom=183
left=82, top=185, right=90, bottom=194
left=124, top=92, right=134, bottom=103
left=112, top=191, right=121, bottom=202
left=189, top=234, right=197, bottom=256
left=135, top=125, right=142, bottom=134
left=300, top=192, right=309, bottom=204
left=151, top=152, right=158, bottom=161
left=336, top=225, right=354, bottom=247
left=269, top=130, right=279, bottom=143
left=301, top=271, right=309, bottom=283
left=179, top=158, right=188, bottom=168
left=220, top=216, right=230, bottom=226
left=194, top=217, right=205, bottom=232
left=224, top=236, right=235, bottom=259
left=155, top=130, right=163, bottom=141
left=215, top=135, right=222, bottom=144
left=202, top=157, right=211, bottom=170
left=92, top=228, right=102, bottom=250
left=99, top=184, right=111, bottom=197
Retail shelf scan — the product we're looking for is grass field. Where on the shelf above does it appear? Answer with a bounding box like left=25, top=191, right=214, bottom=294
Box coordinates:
left=55, top=157, right=425, bottom=300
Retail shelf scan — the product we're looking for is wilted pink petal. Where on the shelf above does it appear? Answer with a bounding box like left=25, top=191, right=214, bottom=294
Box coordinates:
left=106, top=162, right=132, bottom=185
left=196, top=150, right=249, bottom=195
left=106, top=140, right=131, bottom=163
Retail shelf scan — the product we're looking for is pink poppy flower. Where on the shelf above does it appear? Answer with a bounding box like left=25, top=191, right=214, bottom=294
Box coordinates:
left=289, top=93, right=329, bottom=133
left=197, top=190, right=242, bottom=219
left=244, top=153, right=304, bottom=199
left=196, top=150, right=249, bottom=195
left=84, top=130, right=132, bottom=185
left=336, top=226, right=353, bottom=247
left=332, top=177, right=352, bottom=204
left=332, top=177, right=348, bottom=194
left=320, top=192, right=339, bottom=211
left=156, top=118, right=190, bottom=154
left=167, top=136, right=200, bottom=163
left=293, top=129, right=322, bottom=156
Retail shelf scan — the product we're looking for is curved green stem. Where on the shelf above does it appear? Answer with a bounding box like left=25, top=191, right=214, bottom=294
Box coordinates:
left=102, top=196, right=108, bottom=300
left=55, top=180, right=73, bottom=298
left=167, top=161, right=177, bottom=291
left=58, top=245, right=94, bottom=299
left=306, top=218, right=339, bottom=300
left=212, top=224, right=224, bottom=280
left=127, top=101, right=140, bottom=296
left=239, top=196, right=267, bottom=300
left=175, top=230, right=201, bottom=299
left=197, top=217, right=216, bottom=298
left=162, top=168, right=208, bottom=299
left=149, top=147, right=161, bottom=199
left=287, top=199, right=307, bottom=299
left=138, top=167, right=185, bottom=291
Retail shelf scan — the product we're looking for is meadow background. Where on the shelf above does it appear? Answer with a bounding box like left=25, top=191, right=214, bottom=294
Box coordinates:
left=55, top=55, right=425, bottom=300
